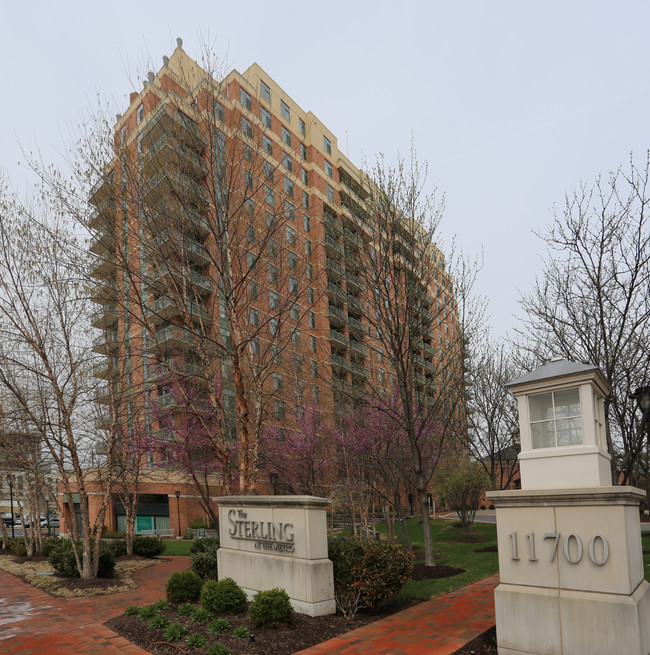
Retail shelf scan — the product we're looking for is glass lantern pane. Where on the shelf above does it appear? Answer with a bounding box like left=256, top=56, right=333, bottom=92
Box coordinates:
left=529, top=393, right=553, bottom=422
left=555, top=417, right=583, bottom=447
left=554, top=388, right=581, bottom=418
left=531, top=421, right=555, bottom=449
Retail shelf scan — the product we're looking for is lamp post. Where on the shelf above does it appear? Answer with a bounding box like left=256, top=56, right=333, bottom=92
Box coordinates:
left=631, top=385, right=650, bottom=513
left=6, top=474, right=14, bottom=539
left=174, top=491, right=181, bottom=538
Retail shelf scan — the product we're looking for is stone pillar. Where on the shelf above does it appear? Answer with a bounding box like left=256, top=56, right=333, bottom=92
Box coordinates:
left=215, top=495, right=335, bottom=616
left=488, top=359, right=650, bottom=655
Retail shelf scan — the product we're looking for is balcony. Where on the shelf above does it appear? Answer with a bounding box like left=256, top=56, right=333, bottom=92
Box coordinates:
left=88, top=204, right=114, bottom=231
left=92, top=360, right=117, bottom=380
left=351, top=361, right=369, bottom=380
left=89, top=229, right=115, bottom=255
left=326, top=258, right=345, bottom=282
left=141, top=106, right=207, bottom=154
left=148, top=265, right=212, bottom=296
left=90, top=252, right=116, bottom=279
left=142, top=169, right=208, bottom=209
left=327, top=281, right=346, bottom=307
left=347, top=295, right=366, bottom=318
left=349, top=340, right=369, bottom=361
left=325, top=235, right=344, bottom=260
left=345, top=270, right=363, bottom=294
left=92, top=278, right=118, bottom=305
left=328, top=304, right=347, bottom=329
left=332, top=378, right=364, bottom=401
left=90, top=303, right=117, bottom=329
left=343, top=227, right=362, bottom=250
left=146, top=296, right=209, bottom=325
left=151, top=324, right=197, bottom=352
left=141, top=133, right=207, bottom=182
left=423, top=343, right=436, bottom=360
left=92, top=329, right=119, bottom=355
left=348, top=316, right=366, bottom=338
left=150, top=229, right=210, bottom=267
left=145, top=200, right=210, bottom=236
left=331, top=353, right=351, bottom=374
left=147, top=360, right=205, bottom=384
left=323, top=212, right=342, bottom=235
left=95, top=409, right=111, bottom=430
left=344, top=250, right=362, bottom=272
left=94, top=383, right=112, bottom=405
left=330, top=329, right=349, bottom=352
left=89, top=174, right=115, bottom=210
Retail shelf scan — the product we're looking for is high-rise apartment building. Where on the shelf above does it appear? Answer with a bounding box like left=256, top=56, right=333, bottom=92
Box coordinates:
left=84, top=41, right=459, bottom=534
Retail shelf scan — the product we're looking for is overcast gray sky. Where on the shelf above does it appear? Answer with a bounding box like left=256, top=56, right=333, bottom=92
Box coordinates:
left=2, top=1, right=649, bottom=340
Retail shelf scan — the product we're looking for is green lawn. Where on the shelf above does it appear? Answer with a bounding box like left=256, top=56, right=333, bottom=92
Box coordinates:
left=162, top=540, right=193, bottom=556
left=643, top=532, right=650, bottom=581
left=374, top=516, right=499, bottom=600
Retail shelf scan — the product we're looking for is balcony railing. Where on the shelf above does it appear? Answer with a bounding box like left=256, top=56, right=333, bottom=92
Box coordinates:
left=349, top=340, right=369, bottom=360
left=330, top=329, right=349, bottom=351
left=92, top=329, right=119, bottom=355
left=325, top=235, right=344, bottom=259
left=328, top=304, right=347, bottom=328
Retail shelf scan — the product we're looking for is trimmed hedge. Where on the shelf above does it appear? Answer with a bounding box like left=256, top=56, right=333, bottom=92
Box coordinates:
left=328, top=535, right=413, bottom=615
left=248, top=588, right=294, bottom=628
left=200, top=578, right=247, bottom=614
left=133, top=536, right=165, bottom=558
left=165, top=569, right=203, bottom=603
left=48, top=539, right=115, bottom=578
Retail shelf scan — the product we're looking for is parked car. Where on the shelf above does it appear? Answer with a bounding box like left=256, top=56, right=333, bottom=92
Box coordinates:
left=41, top=516, right=59, bottom=528
left=1, top=515, right=16, bottom=527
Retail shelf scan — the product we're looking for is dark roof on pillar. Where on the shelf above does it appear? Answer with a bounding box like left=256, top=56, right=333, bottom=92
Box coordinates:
left=506, top=358, right=601, bottom=388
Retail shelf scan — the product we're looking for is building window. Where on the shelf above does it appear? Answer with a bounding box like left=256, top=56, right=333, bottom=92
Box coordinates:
left=289, top=276, right=298, bottom=295
left=269, top=290, right=279, bottom=309
left=250, top=338, right=260, bottom=355
left=263, top=134, right=273, bottom=155
left=242, top=116, right=253, bottom=138
left=300, top=143, right=307, bottom=160
left=309, top=311, right=316, bottom=329
left=260, top=80, right=271, bottom=103
left=214, top=101, right=225, bottom=122
left=304, top=214, right=311, bottom=233
left=120, top=125, right=126, bottom=143
left=326, top=184, right=335, bottom=201
left=293, top=353, right=303, bottom=371
left=286, top=225, right=296, bottom=245
left=248, top=252, right=257, bottom=269
left=325, top=160, right=333, bottom=178
left=299, top=117, right=306, bottom=136
left=264, top=161, right=275, bottom=182
left=313, top=385, right=320, bottom=404
left=266, top=210, right=275, bottom=227
left=308, top=287, right=314, bottom=304
left=271, top=344, right=282, bottom=364
left=377, top=348, right=383, bottom=362
left=136, top=104, right=144, bottom=124
left=247, top=225, right=256, bottom=243
left=306, top=263, right=313, bottom=280
left=268, top=263, right=278, bottom=283
left=310, top=335, right=317, bottom=353
left=284, top=200, right=295, bottom=220
left=529, top=389, right=583, bottom=449
left=311, top=360, right=318, bottom=378
left=291, top=328, right=301, bottom=346
left=281, top=100, right=290, bottom=121
left=240, top=88, right=252, bottom=110
left=284, top=176, right=294, bottom=198
left=243, top=145, right=252, bottom=161
left=248, top=279, right=258, bottom=298
left=302, top=191, right=310, bottom=209
left=245, top=170, right=253, bottom=190
left=270, top=317, right=279, bottom=336
left=305, top=239, right=312, bottom=257
left=267, top=239, right=278, bottom=257
left=274, top=400, right=285, bottom=420
left=264, top=185, right=275, bottom=207
left=283, top=152, right=293, bottom=172
left=324, top=135, right=332, bottom=154
left=282, top=126, right=292, bottom=147
left=379, top=368, right=385, bottom=383
left=290, top=302, right=300, bottom=321
left=273, top=372, right=283, bottom=391
left=288, top=251, right=297, bottom=269
left=245, top=198, right=255, bottom=216
left=249, top=307, right=259, bottom=327
left=301, top=167, right=308, bottom=184
left=261, top=106, right=272, bottom=128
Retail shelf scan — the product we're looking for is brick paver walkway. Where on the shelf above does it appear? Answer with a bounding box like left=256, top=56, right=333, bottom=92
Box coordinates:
left=296, top=574, right=499, bottom=655
left=0, top=556, right=190, bottom=654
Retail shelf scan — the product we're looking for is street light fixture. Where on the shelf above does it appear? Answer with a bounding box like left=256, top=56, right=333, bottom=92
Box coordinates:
left=6, top=474, right=14, bottom=539
left=630, top=386, right=650, bottom=513
left=174, top=490, right=181, bottom=538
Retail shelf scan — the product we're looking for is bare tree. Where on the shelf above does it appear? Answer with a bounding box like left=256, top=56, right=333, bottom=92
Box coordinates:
left=466, top=338, right=520, bottom=490
left=516, top=153, right=650, bottom=484
left=0, top=179, right=116, bottom=578
left=339, top=147, right=478, bottom=566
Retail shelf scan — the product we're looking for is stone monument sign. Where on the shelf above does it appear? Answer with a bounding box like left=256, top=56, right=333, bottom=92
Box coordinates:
left=215, top=495, right=335, bottom=616
left=487, top=359, right=650, bottom=655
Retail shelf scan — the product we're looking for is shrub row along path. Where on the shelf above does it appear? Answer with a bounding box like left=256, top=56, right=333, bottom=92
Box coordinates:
left=0, top=556, right=190, bottom=654
left=296, top=574, right=499, bottom=655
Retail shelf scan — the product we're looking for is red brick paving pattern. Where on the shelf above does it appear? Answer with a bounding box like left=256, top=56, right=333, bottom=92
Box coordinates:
left=296, top=574, right=499, bottom=655
left=0, top=556, right=190, bottom=654
left=0, top=559, right=497, bottom=655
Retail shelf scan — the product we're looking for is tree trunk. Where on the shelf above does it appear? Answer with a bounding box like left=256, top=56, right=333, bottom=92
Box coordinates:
left=418, top=487, right=435, bottom=566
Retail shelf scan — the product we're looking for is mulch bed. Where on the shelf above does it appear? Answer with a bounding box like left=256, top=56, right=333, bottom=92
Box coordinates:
left=451, top=625, right=498, bottom=654
left=411, top=563, right=465, bottom=580
left=474, top=545, right=498, bottom=553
